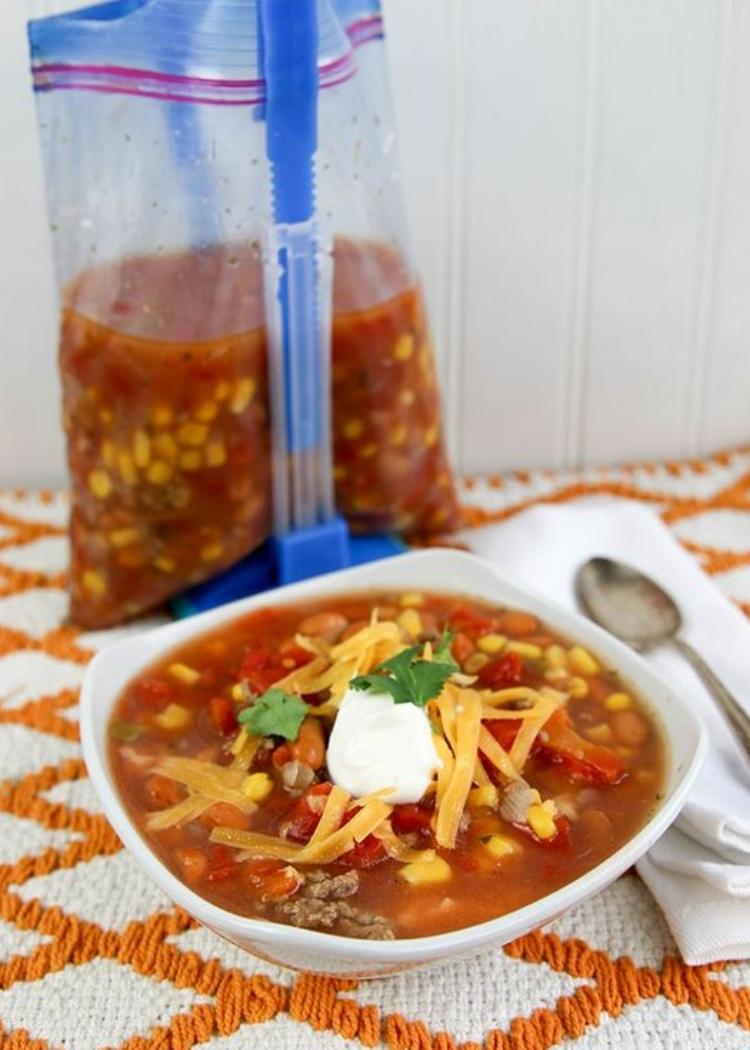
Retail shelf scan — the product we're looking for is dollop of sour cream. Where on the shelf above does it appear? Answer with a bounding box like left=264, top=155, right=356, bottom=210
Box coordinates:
left=326, top=687, right=441, bottom=804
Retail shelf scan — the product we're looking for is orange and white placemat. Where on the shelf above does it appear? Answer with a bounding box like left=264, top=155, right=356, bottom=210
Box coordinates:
left=2, top=447, right=750, bottom=1049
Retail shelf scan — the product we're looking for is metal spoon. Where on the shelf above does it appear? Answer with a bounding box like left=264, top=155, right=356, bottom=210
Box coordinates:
left=576, top=556, right=750, bottom=757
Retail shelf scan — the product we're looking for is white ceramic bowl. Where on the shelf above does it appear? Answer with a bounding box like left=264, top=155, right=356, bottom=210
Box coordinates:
left=80, top=549, right=706, bottom=978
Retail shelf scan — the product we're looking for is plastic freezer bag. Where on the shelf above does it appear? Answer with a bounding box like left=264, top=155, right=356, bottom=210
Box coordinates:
left=29, top=0, right=460, bottom=627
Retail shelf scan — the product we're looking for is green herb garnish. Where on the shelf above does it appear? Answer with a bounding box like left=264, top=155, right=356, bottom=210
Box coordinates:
left=350, top=630, right=457, bottom=708
left=238, top=688, right=308, bottom=741
left=433, top=629, right=458, bottom=669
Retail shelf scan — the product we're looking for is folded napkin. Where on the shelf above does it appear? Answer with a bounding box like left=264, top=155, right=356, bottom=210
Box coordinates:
left=458, top=499, right=750, bottom=964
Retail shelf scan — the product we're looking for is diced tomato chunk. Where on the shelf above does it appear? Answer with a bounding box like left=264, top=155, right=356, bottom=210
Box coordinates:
left=338, top=833, right=387, bottom=869
left=477, top=651, right=524, bottom=689
left=534, top=708, right=625, bottom=786
left=136, top=677, right=173, bottom=706
left=279, top=644, right=314, bottom=670
left=451, top=631, right=475, bottom=667
left=244, top=859, right=301, bottom=900
left=238, top=649, right=283, bottom=693
left=144, top=774, right=181, bottom=807
left=448, top=604, right=494, bottom=639
left=392, top=803, right=434, bottom=836
left=209, top=696, right=239, bottom=737
left=175, top=846, right=206, bottom=884
left=484, top=718, right=521, bottom=752
left=206, top=843, right=239, bottom=883
left=283, top=782, right=332, bottom=843
left=272, top=743, right=293, bottom=767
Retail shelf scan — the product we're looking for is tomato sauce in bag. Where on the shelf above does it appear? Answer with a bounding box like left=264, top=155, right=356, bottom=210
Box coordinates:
left=62, top=240, right=458, bottom=626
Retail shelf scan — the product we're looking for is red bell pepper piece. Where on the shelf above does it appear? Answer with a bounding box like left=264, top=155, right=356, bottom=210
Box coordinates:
left=477, top=651, right=524, bottom=689
left=534, top=708, right=625, bottom=785
left=209, top=696, right=239, bottom=737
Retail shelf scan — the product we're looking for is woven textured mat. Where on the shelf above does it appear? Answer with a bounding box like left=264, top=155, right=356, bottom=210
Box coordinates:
left=2, top=447, right=750, bottom=1049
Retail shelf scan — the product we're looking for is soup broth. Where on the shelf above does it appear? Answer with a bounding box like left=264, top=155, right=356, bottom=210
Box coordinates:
left=109, top=591, right=665, bottom=940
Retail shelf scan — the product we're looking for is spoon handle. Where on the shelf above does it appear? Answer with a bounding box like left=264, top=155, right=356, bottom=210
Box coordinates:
left=672, top=638, right=750, bottom=757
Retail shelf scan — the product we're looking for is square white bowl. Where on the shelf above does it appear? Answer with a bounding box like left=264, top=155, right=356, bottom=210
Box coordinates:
left=80, top=549, right=706, bottom=977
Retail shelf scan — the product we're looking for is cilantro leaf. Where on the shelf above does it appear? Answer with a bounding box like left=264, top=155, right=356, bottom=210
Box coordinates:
left=238, top=688, right=308, bottom=740
left=350, top=631, right=457, bottom=708
left=433, top=629, right=458, bottom=669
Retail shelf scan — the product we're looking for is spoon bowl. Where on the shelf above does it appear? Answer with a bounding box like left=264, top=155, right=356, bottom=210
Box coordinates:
left=576, top=557, right=681, bottom=649
left=577, top=556, right=750, bottom=758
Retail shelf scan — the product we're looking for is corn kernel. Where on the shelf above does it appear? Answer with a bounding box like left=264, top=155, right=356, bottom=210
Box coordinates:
left=151, top=404, right=173, bottom=428
left=477, top=632, right=507, bottom=655
left=359, top=443, right=378, bottom=459
left=544, top=644, right=568, bottom=670
left=400, top=592, right=424, bottom=608
left=242, top=772, right=273, bottom=802
left=155, top=703, right=191, bottom=730
left=101, top=441, right=116, bottom=469
left=231, top=683, right=247, bottom=702
left=82, top=569, right=106, bottom=596
left=605, top=692, right=632, bottom=711
left=177, top=422, right=209, bottom=447
left=109, top=527, right=139, bottom=548
left=394, top=333, right=415, bottom=361
left=400, top=389, right=415, bottom=407
left=229, top=729, right=249, bottom=755
left=465, top=652, right=489, bottom=674
left=342, top=418, right=364, bottom=439
left=230, top=377, right=256, bottom=414
left=398, top=608, right=422, bottom=639
left=469, top=784, right=499, bottom=809
left=568, top=676, right=589, bottom=700
left=544, top=667, right=569, bottom=684
left=215, top=380, right=231, bottom=402
left=527, top=803, right=557, bottom=840
left=483, top=834, right=518, bottom=860
left=194, top=401, right=218, bottom=423
left=568, top=645, right=600, bottom=676
left=201, top=542, right=223, bottom=563
left=154, top=556, right=176, bottom=573
left=168, top=663, right=200, bottom=685
left=586, top=723, right=613, bottom=744
left=147, top=460, right=173, bottom=486
left=88, top=469, right=113, bottom=499
left=506, top=641, right=542, bottom=660
left=117, top=451, right=137, bottom=485
left=389, top=423, right=407, bottom=447
left=133, top=429, right=151, bottom=469
left=205, top=440, right=226, bottom=467
left=399, top=856, right=451, bottom=886
left=423, top=425, right=439, bottom=449
left=179, top=450, right=202, bottom=471
left=153, top=433, right=178, bottom=463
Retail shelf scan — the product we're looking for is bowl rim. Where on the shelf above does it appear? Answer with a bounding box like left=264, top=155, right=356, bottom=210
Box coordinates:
left=80, top=548, right=708, bottom=962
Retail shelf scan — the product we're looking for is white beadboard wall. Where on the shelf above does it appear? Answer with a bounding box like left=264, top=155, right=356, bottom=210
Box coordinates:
left=1, top=0, right=749, bottom=487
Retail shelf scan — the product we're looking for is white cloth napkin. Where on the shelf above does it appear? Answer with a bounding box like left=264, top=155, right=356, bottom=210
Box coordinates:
left=458, top=499, right=750, bottom=964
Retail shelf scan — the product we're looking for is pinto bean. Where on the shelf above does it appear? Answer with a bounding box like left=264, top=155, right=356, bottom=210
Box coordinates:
left=291, top=717, right=326, bottom=770
left=145, top=774, right=181, bottom=807
left=496, top=611, right=539, bottom=637
left=298, top=611, right=349, bottom=642
left=175, top=846, right=207, bottom=884
left=611, top=710, right=649, bottom=747
left=199, top=802, right=251, bottom=831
